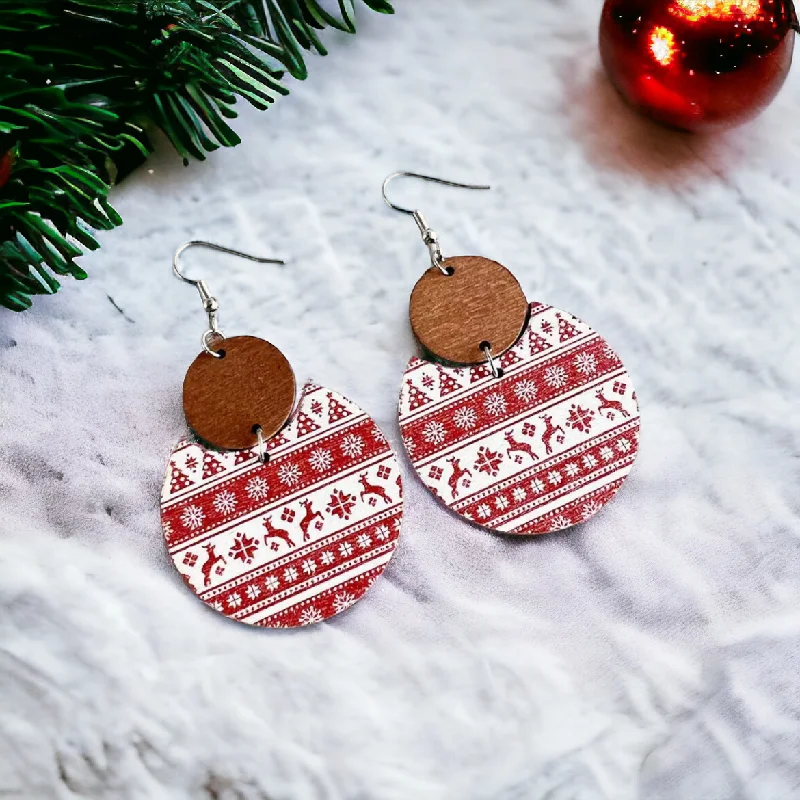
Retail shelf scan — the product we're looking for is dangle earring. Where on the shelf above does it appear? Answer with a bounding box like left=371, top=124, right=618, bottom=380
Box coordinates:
left=159, top=241, right=403, bottom=627
left=385, top=173, right=640, bottom=535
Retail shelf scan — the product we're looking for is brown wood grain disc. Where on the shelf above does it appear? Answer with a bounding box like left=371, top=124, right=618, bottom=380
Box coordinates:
left=409, top=256, right=529, bottom=365
left=182, top=335, right=296, bottom=451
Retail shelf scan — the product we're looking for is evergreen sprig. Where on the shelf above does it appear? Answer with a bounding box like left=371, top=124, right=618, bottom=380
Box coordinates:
left=0, top=0, right=392, bottom=311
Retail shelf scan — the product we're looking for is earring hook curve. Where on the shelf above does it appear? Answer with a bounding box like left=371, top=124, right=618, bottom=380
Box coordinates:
left=172, top=240, right=285, bottom=286
left=172, top=240, right=285, bottom=358
left=381, top=171, right=490, bottom=216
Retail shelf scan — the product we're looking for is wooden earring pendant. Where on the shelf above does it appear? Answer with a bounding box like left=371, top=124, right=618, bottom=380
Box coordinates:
left=384, top=173, right=640, bottom=536
left=160, top=242, right=403, bottom=627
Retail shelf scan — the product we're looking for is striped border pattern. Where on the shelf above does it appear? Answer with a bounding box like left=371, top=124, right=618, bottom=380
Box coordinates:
left=161, top=382, right=403, bottom=627
left=399, top=303, right=640, bottom=535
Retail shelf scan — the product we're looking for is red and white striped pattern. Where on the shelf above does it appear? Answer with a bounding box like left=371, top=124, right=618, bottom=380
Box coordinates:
left=399, top=303, right=640, bottom=535
left=161, top=382, right=403, bottom=627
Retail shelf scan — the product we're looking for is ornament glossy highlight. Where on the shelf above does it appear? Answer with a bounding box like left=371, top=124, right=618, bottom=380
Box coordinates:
left=599, top=0, right=796, bottom=131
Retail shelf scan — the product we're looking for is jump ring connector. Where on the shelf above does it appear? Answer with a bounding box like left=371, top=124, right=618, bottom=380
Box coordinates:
left=481, top=342, right=502, bottom=379
left=202, top=329, right=225, bottom=358
left=254, top=425, right=269, bottom=464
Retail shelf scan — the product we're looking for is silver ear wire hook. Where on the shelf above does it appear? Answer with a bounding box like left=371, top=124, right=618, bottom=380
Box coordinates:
left=381, top=172, right=490, bottom=275
left=173, top=240, right=285, bottom=357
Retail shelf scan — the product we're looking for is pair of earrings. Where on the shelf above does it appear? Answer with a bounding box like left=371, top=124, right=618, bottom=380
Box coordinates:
left=159, top=173, right=641, bottom=629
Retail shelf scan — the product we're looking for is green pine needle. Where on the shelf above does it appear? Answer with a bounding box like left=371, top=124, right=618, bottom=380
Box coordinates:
left=0, top=0, right=393, bottom=311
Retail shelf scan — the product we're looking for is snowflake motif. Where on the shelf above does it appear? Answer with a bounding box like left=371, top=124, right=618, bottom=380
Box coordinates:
left=299, top=606, right=323, bottom=625
left=245, top=476, right=269, bottom=501
left=582, top=500, right=602, bottom=520
left=552, top=515, right=572, bottom=530
left=320, top=551, right=335, bottom=566
left=564, top=462, right=580, bottom=478
left=212, top=600, right=224, bottom=611
left=513, top=487, right=526, bottom=502
left=356, top=533, right=371, bottom=549
left=341, top=434, right=364, bottom=458
left=213, top=490, right=237, bottom=516
left=180, top=505, right=205, bottom=530
left=283, top=566, right=298, bottom=583
left=600, top=446, right=615, bottom=461
left=339, top=542, right=354, bottom=558
left=566, top=404, right=595, bottom=434
left=530, top=478, right=546, bottom=494
left=327, top=489, right=356, bottom=520
left=514, top=380, right=538, bottom=402
left=422, top=374, right=435, bottom=389
left=227, top=593, right=242, bottom=609
left=475, top=446, right=503, bottom=477
left=310, top=399, right=324, bottom=416
left=403, top=437, right=416, bottom=456
left=484, top=393, right=507, bottom=417
left=477, top=503, right=492, bottom=519
left=308, top=448, right=332, bottom=472
left=229, top=532, right=259, bottom=564
left=603, top=344, right=615, bottom=360
left=547, top=470, right=562, bottom=486
left=582, top=454, right=598, bottom=469
left=163, top=521, right=174, bottom=541
left=495, top=495, right=509, bottom=511
left=333, top=592, right=356, bottom=613
left=278, top=463, right=302, bottom=487
left=184, top=455, right=198, bottom=471
left=264, top=575, right=279, bottom=591
left=617, top=438, right=632, bottom=453
left=246, top=583, right=261, bottom=600
left=374, top=525, right=391, bottom=541
left=573, top=352, right=597, bottom=376
left=454, top=406, right=477, bottom=430
left=544, top=365, right=568, bottom=389
left=541, top=320, right=554, bottom=334
left=302, top=558, right=317, bottom=575
left=423, top=420, right=446, bottom=445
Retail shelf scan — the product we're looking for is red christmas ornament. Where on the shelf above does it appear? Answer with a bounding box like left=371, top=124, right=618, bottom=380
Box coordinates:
left=599, top=0, right=797, bottom=131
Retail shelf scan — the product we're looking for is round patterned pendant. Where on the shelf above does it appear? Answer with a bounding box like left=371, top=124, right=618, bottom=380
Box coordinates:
left=161, top=382, right=403, bottom=626
left=398, top=302, right=640, bottom=535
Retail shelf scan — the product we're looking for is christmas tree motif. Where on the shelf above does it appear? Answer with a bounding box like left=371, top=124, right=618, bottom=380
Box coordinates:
left=529, top=325, right=553, bottom=354
left=234, top=449, right=257, bottom=466
left=327, top=392, right=353, bottom=424
left=437, top=366, right=462, bottom=397
left=202, top=452, right=226, bottom=479
left=405, top=379, right=433, bottom=410
left=295, top=411, right=321, bottom=439
left=556, top=313, right=580, bottom=342
left=170, top=464, right=193, bottom=494
left=470, top=364, right=491, bottom=383
left=501, top=347, right=521, bottom=368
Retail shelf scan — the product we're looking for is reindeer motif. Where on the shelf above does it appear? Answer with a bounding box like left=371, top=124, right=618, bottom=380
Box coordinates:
left=358, top=473, right=392, bottom=505
left=595, top=389, right=630, bottom=419
left=504, top=429, right=539, bottom=462
left=200, top=543, right=226, bottom=587
left=299, top=499, right=324, bottom=541
left=540, top=414, right=566, bottom=456
left=446, top=456, right=472, bottom=499
left=263, top=516, right=295, bottom=551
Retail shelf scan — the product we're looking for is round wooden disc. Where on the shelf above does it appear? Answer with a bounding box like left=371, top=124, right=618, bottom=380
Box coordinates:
left=409, top=256, right=529, bottom=365
left=183, top=335, right=295, bottom=451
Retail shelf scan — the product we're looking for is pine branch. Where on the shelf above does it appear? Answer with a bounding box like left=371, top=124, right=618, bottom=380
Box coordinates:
left=0, top=0, right=393, bottom=311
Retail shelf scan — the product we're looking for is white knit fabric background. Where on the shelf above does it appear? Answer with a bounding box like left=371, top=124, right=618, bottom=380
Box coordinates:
left=2, top=1, right=799, bottom=797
